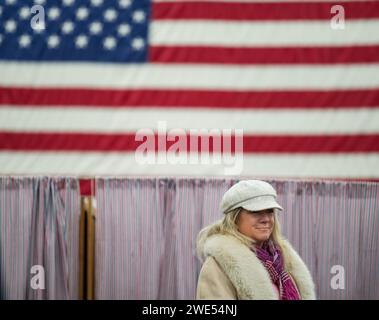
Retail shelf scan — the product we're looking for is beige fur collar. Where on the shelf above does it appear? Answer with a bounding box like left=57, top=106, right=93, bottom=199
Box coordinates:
left=203, top=234, right=316, bottom=300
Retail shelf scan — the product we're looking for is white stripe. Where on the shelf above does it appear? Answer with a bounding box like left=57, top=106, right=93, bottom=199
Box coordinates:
left=1, top=107, right=379, bottom=134
left=151, top=20, right=379, bottom=46
left=1, top=62, right=379, bottom=89
left=0, top=152, right=378, bottom=177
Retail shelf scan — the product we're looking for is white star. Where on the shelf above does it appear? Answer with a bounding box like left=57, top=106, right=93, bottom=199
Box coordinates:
left=131, top=37, right=144, bottom=50
left=19, top=34, right=31, bottom=48
left=61, top=21, right=74, bottom=34
left=132, top=10, right=146, bottom=23
left=6, top=0, right=17, bottom=5
left=103, top=36, right=117, bottom=50
left=75, top=35, right=88, bottom=49
left=104, top=9, right=117, bottom=22
left=91, top=0, right=103, bottom=6
left=4, top=20, right=17, bottom=33
left=76, top=7, right=89, bottom=20
left=0, top=35, right=3, bottom=45
left=0, top=7, right=2, bottom=16
left=89, top=21, right=102, bottom=35
left=119, top=0, right=131, bottom=9
left=48, top=7, right=61, bottom=20
left=117, top=23, right=131, bottom=37
left=62, top=0, right=74, bottom=6
left=47, top=35, right=60, bottom=48
left=19, top=6, right=30, bottom=19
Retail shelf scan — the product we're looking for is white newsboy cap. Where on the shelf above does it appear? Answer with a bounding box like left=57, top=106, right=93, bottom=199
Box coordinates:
left=221, top=180, right=283, bottom=214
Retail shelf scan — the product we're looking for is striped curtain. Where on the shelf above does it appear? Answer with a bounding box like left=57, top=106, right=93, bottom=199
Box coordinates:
left=95, top=178, right=379, bottom=300
left=273, top=180, right=379, bottom=300
left=95, top=178, right=235, bottom=299
left=0, top=177, right=80, bottom=300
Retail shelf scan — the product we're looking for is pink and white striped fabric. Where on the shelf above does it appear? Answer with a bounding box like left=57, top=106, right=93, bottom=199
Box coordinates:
left=95, top=178, right=232, bottom=299
left=0, top=177, right=80, bottom=300
left=94, top=177, right=379, bottom=300
left=276, top=180, right=379, bottom=300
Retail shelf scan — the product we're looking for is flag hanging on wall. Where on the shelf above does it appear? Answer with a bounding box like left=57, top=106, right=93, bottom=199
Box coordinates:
left=0, top=0, right=378, bottom=179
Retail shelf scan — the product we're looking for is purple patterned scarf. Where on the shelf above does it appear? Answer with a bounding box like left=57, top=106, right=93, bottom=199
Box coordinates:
left=254, top=241, right=301, bottom=300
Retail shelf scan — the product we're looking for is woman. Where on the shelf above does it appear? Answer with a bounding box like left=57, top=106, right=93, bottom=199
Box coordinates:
left=196, top=180, right=316, bottom=300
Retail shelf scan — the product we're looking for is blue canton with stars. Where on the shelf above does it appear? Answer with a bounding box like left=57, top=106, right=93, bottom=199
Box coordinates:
left=0, top=0, right=151, bottom=62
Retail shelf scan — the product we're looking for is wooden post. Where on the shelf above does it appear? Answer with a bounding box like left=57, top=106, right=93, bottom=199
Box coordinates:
left=86, top=196, right=96, bottom=300
left=78, top=196, right=86, bottom=300
left=78, top=196, right=96, bottom=300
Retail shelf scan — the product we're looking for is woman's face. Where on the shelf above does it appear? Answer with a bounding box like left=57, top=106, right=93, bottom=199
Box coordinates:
left=236, top=208, right=275, bottom=245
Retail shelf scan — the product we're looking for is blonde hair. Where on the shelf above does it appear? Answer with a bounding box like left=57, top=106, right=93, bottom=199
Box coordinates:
left=197, top=208, right=285, bottom=262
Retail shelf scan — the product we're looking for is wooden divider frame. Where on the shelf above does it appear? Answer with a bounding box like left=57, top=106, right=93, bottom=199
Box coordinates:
left=79, top=196, right=96, bottom=300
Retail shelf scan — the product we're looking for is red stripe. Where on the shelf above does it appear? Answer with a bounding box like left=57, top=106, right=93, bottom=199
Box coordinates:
left=153, top=1, right=379, bottom=20
left=1, top=132, right=378, bottom=153
left=79, top=179, right=94, bottom=196
left=1, top=87, right=379, bottom=109
left=150, top=45, right=379, bottom=64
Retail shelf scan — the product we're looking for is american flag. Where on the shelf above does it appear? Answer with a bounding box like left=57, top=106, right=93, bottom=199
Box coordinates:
left=0, top=0, right=378, bottom=179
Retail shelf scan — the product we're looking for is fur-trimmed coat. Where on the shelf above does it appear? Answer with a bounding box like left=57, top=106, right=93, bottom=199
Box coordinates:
left=196, top=233, right=316, bottom=300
